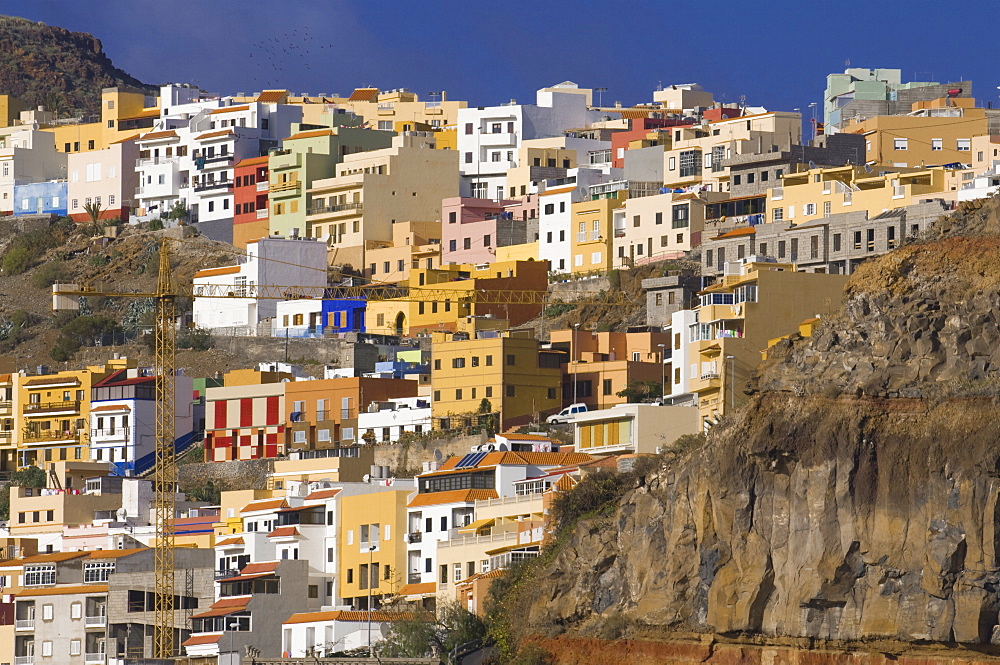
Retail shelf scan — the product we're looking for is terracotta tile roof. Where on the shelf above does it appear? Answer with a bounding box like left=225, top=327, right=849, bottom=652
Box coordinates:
left=210, top=595, right=252, bottom=608
left=267, top=526, right=299, bottom=538
left=256, top=90, right=288, bottom=103
left=182, top=633, right=223, bottom=647
left=88, top=548, right=145, bottom=560
left=305, top=488, right=341, bottom=500
left=120, top=108, right=161, bottom=120
left=284, top=610, right=416, bottom=624
left=407, top=489, right=498, bottom=508
left=456, top=568, right=506, bottom=587
left=191, top=605, right=247, bottom=619
left=398, top=582, right=436, bottom=596
left=193, top=265, right=241, bottom=279
left=139, top=130, right=178, bottom=141
left=210, top=105, right=250, bottom=115
left=18, top=584, right=107, bottom=597
left=348, top=88, right=380, bottom=102
left=540, top=186, right=576, bottom=197
left=17, top=551, right=88, bottom=564
left=110, top=133, right=141, bottom=145
left=236, top=155, right=270, bottom=167
left=216, top=537, right=245, bottom=547
left=712, top=226, right=757, bottom=240
left=239, top=561, right=280, bottom=576
left=196, top=129, right=234, bottom=141
left=22, top=376, right=81, bottom=388
left=554, top=474, right=577, bottom=491
left=92, top=404, right=131, bottom=412
left=240, top=498, right=288, bottom=513
left=497, top=433, right=556, bottom=442
left=619, top=109, right=653, bottom=119
left=286, top=128, right=333, bottom=141
left=434, top=451, right=594, bottom=473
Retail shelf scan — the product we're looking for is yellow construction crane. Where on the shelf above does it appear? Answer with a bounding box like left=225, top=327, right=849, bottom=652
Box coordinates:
left=51, top=239, right=626, bottom=658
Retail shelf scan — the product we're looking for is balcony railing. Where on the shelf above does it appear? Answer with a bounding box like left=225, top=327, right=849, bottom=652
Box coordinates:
left=269, top=180, right=301, bottom=193
left=256, top=208, right=268, bottom=219
left=84, top=653, right=106, bottom=664
left=214, top=569, right=240, bottom=581
left=193, top=180, right=234, bottom=193
left=202, top=154, right=234, bottom=165
left=14, top=656, right=33, bottom=665
left=136, top=156, right=179, bottom=168
left=85, top=615, right=107, bottom=627
left=408, top=572, right=422, bottom=584
left=22, top=430, right=84, bottom=444
left=24, top=400, right=80, bottom=414
left=91, top=428, right=129, bottom=439
left=700, top=372, right=720, bottom=380
left=0, top=399, right=12, bottom=411
left=256, top=181, right=269, bottom=192
left=407, top=531, right=423, bottom=543
left=308, top=202, right=363, bottom=216
left=14, top=618, right=34, bottom=630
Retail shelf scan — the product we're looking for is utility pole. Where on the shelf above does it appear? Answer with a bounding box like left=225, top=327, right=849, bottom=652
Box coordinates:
left=368, top=544, right=377, bottom=657
left=726, top=355, right=735, bottom=412
left=572, top=324, right=580, bottom=405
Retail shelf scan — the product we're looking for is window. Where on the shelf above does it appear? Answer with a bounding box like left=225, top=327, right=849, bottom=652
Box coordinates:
left=803, top=203, right=816, bottom=216
left=733, top=175, right=741, bottom=186
left=655, top=212, right=663, bottom=225
left=465, top=123, right=473, bottom=135
left=668, top=156, right=676, bottom=170
left=772, top=207, right=783, bottom=222
left=833, top=233, right=842, bottom=252
left=603, top=379, right=613, bottom=395
left=455, top=388, right=463, bottom=400
left=893, top=138, right=908, bottom=150
left=434, top=359, right=441, bottom=370
left=671, top=204, right=689, bottom=229
left=931, top=138, right=943, bottom=151
left=42, top=604, right=53, bottom=621
left=506, top=354, right=516, bottom=366
left=25, top=565, right=55, bottom=586
left=463, top=238, right=471, bottom=250
left=824, top=201, right=831, bottom=217
left=70, top=640, right=81, bottom=656
left=505, top=385, right=515, bottom=397
left=84, top=561, right=115, bottom=583
left=42, top=641, right=53, bottom=657
left=71, top=602, right=82, bottom=619
left=957, top=139, right=971, bottom=151
left=761, top=170, right=769, bottom=182
left=485, top=386, right=493, bottom=397
left=853, top=230, right=862, bottom=250
left=747, top=173, right=755, bottom=184
left=544, top=203, right=554, bottom=215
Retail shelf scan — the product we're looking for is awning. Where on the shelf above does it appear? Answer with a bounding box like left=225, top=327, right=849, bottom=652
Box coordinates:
left=191, top=606, right=247, bottom=619
left=486, top=542, right=540, bottom=556
left=458, top=518, right=495, bottom=534
left=217, top=572, right=276, bottom=583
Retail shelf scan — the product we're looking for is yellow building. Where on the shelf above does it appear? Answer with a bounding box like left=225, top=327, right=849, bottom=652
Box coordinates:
left=768, top=165, right=959, bottom=227
left=326, top=88, right=468, bottom=132
left=844, top=100, right=989, bottom=168
left=688, top=262, right=848, bottom=429
left=365, top=259, right=548, bottom=337
left=505, top=140, right=580, bottom=199
left=14, top=359, right=132, bottom=470
left=42, top=86, right=159, bottom=155
left=430, top=329, right=563, bottom=430
left=494, top=241, right=540, bottom=262
left=0, top=95, right=25, bottom=127
left=338, top=489, right=410, bottom=609
left=364, top=220, right=442, bottom=284
left=570, top=193, right=625, bottom=275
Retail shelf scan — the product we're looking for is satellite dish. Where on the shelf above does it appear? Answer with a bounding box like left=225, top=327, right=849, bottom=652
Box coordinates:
left=433, top=450, right=443, bottom=462
left=116, top=507, right=127, bottom=521
left=363, top=474, right=371, bottom=483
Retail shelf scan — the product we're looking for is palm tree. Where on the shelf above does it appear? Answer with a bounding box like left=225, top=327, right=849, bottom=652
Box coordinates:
left=82, top=200, right=106, bottom=236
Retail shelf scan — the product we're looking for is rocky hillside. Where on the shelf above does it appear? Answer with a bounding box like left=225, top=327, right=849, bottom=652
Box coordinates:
left=504, top=196, right=1000, bottom=662
left=0, top=15, right=152, bottom=116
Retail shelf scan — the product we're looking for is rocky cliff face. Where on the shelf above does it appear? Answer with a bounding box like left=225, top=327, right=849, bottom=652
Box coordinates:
left=518, top=198, right=1000, bottom=658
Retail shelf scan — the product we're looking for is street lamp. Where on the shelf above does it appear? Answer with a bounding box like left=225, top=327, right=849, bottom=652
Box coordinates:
left=367, top=544, right=377, bottom=657
left=226, top=618, right=238, bottom=665
left=657, top=344, right=666, bottom=403
left=808, top=102, right=817, bottom=142
left=572, top=324, right=581, bottom=405
left=595, top=87, right=608, bottom=107
left=726, top=355, right=735, bottom=412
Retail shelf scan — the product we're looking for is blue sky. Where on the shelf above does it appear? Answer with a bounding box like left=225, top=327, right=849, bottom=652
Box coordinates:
left=0, top=0, right=993, bottom=114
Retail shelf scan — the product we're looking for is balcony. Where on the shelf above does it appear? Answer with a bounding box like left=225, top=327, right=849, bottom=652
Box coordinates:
left=478, top=131, right=516, bottom=147
left=700, top=372, right=720, bottom=380
left=407, top=572, right=422, bottom=584
left=14, top=656, right=33, bottom=665
left=194, top=180, right=234, bottom=193
left=407, top=531, right=423, bottom=543
left=15, top=618, right=34, bottom=630
left=214, top=569, right=241, bottom=581
left=269, top=180, right=301, bottom=194
left=136, top=156, right=179, bottom=168
left=256, top=180, right=269, bottom=192
left=91, top=427, right=129, bottom=440
left=308, top=202, right=363, bottom=216
left=85, top=653, right=106, bottom=664
left=85, top=615, right=107, bottom=628
left=24, top=400, right=80, bottom=415
left=255, top=208, right=268, bottom=219
left=0, top=399, right=12, bottom=412
left=202, top=154, right=234, bottom=166
left=22, top=429, right=85, bottom=445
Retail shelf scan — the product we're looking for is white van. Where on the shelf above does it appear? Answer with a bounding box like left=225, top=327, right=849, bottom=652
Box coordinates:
left=547, top=403, right=588, bottom=424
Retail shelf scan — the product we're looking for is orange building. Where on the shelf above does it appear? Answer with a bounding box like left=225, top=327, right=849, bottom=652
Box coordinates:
left=233, top=156, right=271, bottom=249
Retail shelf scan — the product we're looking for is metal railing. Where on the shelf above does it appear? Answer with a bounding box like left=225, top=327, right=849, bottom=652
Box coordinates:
left=84, top=653, right=106, bottom=664
left=256, top=181, right=269, bottom=192
left=308, top=202, right=362, bottom=216
left=15, top=618, right=34, bottom=630
left=255, top=208, right=268, bottom=219
left=194, top=180, right=233, bottom=193
left=91, top=428, right=129, bottom=439
left=14, top=656, right=34, bottom=665
left=85, top=615, right=107, bottom=627
left=24, top=400, right=80, bottom=413
left=407, top=531, right=422, bottom=543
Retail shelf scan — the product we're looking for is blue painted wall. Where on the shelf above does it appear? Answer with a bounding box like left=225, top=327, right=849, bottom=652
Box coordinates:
left=14, top=181, right=68, bottom=217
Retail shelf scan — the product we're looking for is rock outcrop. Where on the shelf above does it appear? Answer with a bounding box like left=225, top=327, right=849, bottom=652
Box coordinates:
left=517, top=196, right=1000, bottom=656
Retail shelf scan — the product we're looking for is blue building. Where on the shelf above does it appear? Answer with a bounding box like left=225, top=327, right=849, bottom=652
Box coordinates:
left=323, top=299, right=366, bottom=333
left=13, top=180, right=68, bottom=217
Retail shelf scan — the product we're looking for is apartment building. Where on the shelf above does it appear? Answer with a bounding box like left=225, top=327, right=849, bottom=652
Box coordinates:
left=688, top=262, right=848, bottom=429
left=567, top=193, right=625, bottom=275
left=538, top=168, right=622, bottom=273
left=306, top=133, right=458, bottom=268
left=572, top=403, right=699, bottom=456
left=232, top=155, right=270, bottom=248
left=430, top=329, right=563, bottom=430
left=325, top=87, right=468, bottom=130
left=767, top=165, right=959, bottom=227
left=365, top=220, right=442, bottom=283
left=267, top=125, right=394, bottom=239
left=456, top=82, right=603, bottom=199
left=338, top=490, right=410, bottom=610
left=700, top=200, right=950, bottom=277
left=441, top=197, right=538, bottom=266
left=0, top=126, right=66, bottom=215
left=66, top=137, right=139, bottom=223
left=613, top=190, right=723, bottom=269
left=550, top=329, right=671, bottom=410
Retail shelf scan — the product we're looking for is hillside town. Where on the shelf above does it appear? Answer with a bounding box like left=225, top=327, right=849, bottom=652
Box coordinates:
left=0, top=64, right=994, bottom=664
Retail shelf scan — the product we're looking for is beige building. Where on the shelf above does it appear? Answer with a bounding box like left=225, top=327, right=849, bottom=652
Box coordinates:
left=306, top=134, right=458, bottom=268
left=768, top=165, right=960, bottom=227
left=843, top=99, right=989, bottom=168
left=688, top=262, right=848, bottom=429
left=613, top=190, right=727, bottom=269
left=364, top=220, right=442, bottom=284
left=662, top=111, right=803, bottom=192
left=325, top=88, right=468, bottom=132
left=573, top=403, right=700, bottom=455
left=66, top=137, right=139, bottom=222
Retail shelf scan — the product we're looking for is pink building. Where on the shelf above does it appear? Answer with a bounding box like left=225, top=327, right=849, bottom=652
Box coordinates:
left=441, top=195, right=538, bottom=265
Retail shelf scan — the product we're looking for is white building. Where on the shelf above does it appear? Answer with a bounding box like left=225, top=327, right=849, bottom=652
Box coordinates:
left=571, top=403, right=700, bottom=456
left=274, top=299, right=325, bottom=338
left=357, top=397, right=431, bottom=444
left=456, top=82, right=603, bottom=200
left=537, top=167, right=621, bottom=273
left=667, top=308, right=697, bottom=404
left=281, top=610, right=404, bottom=657
left=192, top=236, right=328, bottom=334
left=0, top=126, right=66, bottom=215
left=89, top=370, right=196, bottom=476
left=134, top=84, right=302, bottom=239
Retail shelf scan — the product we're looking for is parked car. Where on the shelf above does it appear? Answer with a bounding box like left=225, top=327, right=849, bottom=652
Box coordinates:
left=546, top=403, right=588, bottom=424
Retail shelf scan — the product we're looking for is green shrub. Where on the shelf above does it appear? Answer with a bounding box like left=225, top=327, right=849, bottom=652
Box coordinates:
left=148, top=217, right=164, bottom=231
left=30, top=260, right=70, bottom=289
left=89, top=254, right=108, bottom=267
left=2, top=247, right=31, bottom=275
left=543, top=302, right=577, bottom=317
left=177, top=327, right=213, bottom=351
